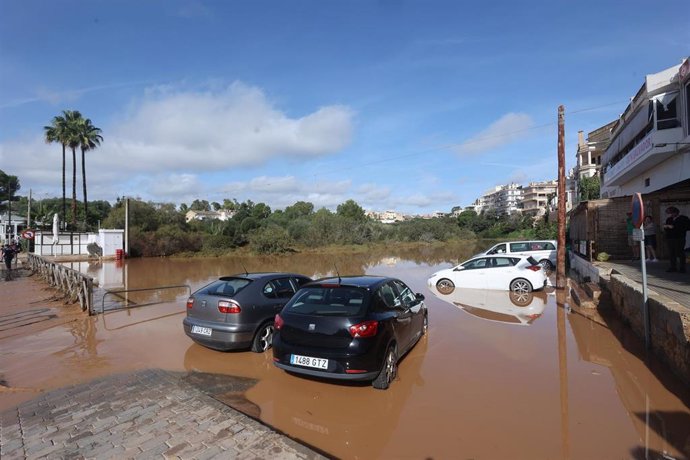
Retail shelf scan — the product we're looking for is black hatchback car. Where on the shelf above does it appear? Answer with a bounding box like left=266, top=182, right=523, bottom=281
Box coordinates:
left=183, top=272, right=311, bottom=352
left=272, top=276, right=428, bottom=389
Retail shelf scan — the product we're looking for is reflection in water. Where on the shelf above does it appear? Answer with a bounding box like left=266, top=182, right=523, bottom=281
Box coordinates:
left=428, top=286, right=547, bottom=325
left=249, top=336, right=428, bottom=459
left=52, top=316, right=110, bottom=373
left=3, top=246, right=688, bottom=459
left=568, top=311, right=690, bottom=459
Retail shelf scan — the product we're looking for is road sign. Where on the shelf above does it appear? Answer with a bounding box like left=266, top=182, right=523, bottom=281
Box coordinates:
left=631, top=193, right=644, bottom=229
left=21, top=229, right=35, bottom=239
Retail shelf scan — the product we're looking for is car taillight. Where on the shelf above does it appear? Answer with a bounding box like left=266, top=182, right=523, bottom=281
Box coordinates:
left=218, top=300, right=241, bottom=314
left=274, top=314, right=284, bottom=330
left=186, top=298, right=194, bottom=309
left=349, top=320, right=378, bottom=338
left=527, top=265, right=542, bottom=272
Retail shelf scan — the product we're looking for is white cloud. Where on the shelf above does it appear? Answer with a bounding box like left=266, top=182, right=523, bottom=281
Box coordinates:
left=453, top=113, right=534, bottom=156
left=102, top=82, right=354, bottom=173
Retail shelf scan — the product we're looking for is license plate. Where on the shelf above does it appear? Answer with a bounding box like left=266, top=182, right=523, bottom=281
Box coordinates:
left=290, top=354, right=328, bottom=370
left=191, top=325, right=212, bottom=336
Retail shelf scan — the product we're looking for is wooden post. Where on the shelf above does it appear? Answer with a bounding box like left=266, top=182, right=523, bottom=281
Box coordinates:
left=557, top=105, right=567, bottom=289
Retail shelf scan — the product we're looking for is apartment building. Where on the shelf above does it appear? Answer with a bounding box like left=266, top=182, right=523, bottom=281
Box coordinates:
left=521, top=180, right=557, bottom=217
left=601, top=58, right=690, bottom=198
left=474, top=183, right=524, bottom=216
left=575, top=121, right=616, bottom=179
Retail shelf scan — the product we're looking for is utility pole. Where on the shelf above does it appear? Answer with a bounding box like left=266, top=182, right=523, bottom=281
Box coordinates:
left=28, top=189, right=32, bottom=229
left=557, top=105, right=567, bottom=289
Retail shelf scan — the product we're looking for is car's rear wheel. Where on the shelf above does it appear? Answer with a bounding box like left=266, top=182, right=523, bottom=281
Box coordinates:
left=372, top=344, right=397, bottom=390
left=509, top=278, right=533, bottom=294
left=251, top=322, right=274, bottom=353
left=436, top=278, right=455, bottom=295
left=539, top=259, right=554, bottom=271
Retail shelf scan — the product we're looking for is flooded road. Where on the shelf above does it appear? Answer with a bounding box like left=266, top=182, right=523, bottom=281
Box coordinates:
left=1, top=244, right=689, bottom=459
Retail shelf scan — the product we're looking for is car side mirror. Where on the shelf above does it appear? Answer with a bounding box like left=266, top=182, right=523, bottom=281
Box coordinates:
left=453, top=266, right=464, bottom=271
left=415, top=293, right=425, bottom=301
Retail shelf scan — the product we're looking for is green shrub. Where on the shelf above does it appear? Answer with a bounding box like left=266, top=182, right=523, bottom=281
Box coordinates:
left=249, top=225, right=293, bottom=254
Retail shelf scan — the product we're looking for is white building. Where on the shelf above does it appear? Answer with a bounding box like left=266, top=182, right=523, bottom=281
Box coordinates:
left=475, top=184, right=524, bottom=216
left=601, top=58, right=690, bottom=198
left=184, top=209, right=234, bottom=223
left=522, top=181, right=557, bottom=217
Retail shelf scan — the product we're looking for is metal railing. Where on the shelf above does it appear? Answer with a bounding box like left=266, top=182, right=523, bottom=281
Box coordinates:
left=101, top=285, right=191, bottom=315
left=27, top=253, right=95, bottom=314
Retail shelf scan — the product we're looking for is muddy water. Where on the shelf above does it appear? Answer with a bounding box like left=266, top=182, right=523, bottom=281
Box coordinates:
left=1, top=244, right=689, bottom=459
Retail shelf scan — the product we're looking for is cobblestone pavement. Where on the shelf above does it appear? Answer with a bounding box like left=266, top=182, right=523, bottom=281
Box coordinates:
left=0, top=369, right=325, bottom=459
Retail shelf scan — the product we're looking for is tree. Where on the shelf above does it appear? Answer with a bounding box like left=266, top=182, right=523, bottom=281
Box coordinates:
left=0, top=170, right=20, bottom=211
left=74, top=117, right=103, bottom=221
left=62, top=110, right=83, bottom=227
left=190, top=199, right=210, bottom=211
left=336, top=199, right=366, bottom=221
left=44, top=112, right=71, bottom=222
left=284, top=201, right=314, bottom=219
left=579, top=175, right=600, bottom=201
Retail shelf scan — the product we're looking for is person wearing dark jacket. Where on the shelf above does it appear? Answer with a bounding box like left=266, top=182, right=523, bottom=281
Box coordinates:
left=663, top=206, right=690, bottom=273
left=2, top=244, right=15, bottom=271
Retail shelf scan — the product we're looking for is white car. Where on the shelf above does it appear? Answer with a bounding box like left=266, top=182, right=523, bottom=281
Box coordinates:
left=475, top=240, right=557, bottom=271
left=427, top=255, right=547, bottom=294
left=428, top=287, right=547, bottom=326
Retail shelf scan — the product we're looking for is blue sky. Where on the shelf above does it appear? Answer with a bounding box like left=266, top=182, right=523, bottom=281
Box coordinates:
left=1, top=0, right=688, bottom=214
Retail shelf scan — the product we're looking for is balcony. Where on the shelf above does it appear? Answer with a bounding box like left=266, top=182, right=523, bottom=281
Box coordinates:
left=603, top=127, right=684, bottom=187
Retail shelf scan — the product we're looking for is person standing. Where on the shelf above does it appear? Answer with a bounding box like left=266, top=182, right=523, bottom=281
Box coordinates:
left=626, top=212, right=639, bottom=261
left=643, top=216, right=658, bottom=262
left=2, top=244, right=15, bottom=271
left=663, top=206, right=690, bottom=273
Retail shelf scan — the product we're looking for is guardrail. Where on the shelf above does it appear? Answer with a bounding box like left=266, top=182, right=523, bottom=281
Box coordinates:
left=27, top=253, right=95, bottom=314
left=101, top=285, right=191, bottom=315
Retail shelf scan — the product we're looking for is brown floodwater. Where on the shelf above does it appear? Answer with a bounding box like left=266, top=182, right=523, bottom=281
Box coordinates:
left=1, top=243, right=689, bottom=459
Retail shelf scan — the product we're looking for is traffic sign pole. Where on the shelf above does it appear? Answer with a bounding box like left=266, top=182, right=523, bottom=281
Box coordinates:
left=632, top=193, right=650, bottom=350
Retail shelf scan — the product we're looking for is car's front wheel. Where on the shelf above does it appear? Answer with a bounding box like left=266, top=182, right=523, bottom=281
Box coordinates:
left=436, top=278, right=455, bottom=295
left=251, top=322, right=274, bottom=353
left=372, top=344, right=398, bottom=390
left=509, top=278, right=533, bottom=294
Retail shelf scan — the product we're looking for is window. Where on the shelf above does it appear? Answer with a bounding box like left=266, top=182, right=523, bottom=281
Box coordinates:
left=492, top=257, right=515, bottom=267
left=287, top=287, right=368, bottom=316
left=375, top=282, right=400, bottom=309
left=656, top=94, right=679, bottom=130
left=644, top=177, right=650, bottom=187
left=462, top=258, right=489, bottom=270
left=392, top=280, right=417, bottom=306
left=263, top=277, right=295, bottom=299
left=509, top=242, right=529, bottom=252
left=489, top=244, right=506, bottom=254
left=203, top=277, right=251, bottom=296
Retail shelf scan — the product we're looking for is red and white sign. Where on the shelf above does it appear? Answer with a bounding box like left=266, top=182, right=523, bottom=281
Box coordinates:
left=21, top=229, right=35, bottom=239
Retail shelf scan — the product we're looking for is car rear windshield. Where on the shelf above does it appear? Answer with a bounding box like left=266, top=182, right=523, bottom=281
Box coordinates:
left=285, top=287, right=369, bottom=316
left=526, top=256, right=540, bottom=266
left=198, top=277, right=251, bottom=297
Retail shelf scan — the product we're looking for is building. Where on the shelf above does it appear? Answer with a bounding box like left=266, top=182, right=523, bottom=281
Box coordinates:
left=521, top=180, right=557, bottom=217
left=570, top=57, right=690, bottom=262
left=365, top=210, right=405, bottom=223
left=474, top=183, right=524, bottom=216
left=184, top=209, right=234, bottom=223
left=0, top=212, right=27, bottom=243
left=601, top=58, right=690, bottom=199
left=575, top=121, right=616, bottom=180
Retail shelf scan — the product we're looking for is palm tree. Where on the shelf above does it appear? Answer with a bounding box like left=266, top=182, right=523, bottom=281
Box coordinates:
left=74, top=117, right=103, bottom=220
left=44, top=113, right=71, bottom=224
left=64, top=110, right=83, bottom=227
